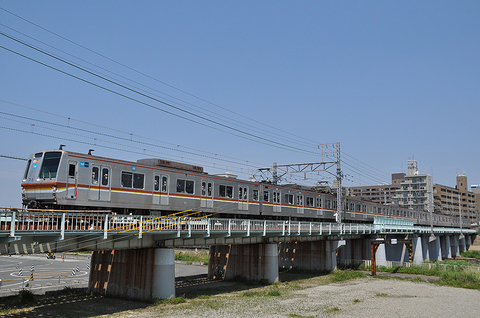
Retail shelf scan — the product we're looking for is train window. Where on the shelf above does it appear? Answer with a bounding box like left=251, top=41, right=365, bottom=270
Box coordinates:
left=326, top=200, right=331, bottom=209
left=316, top=197, right=322, bottom=208
left=162, top=176, right=168, bottom=192
left=273, top=191, right=280, bottom=203
left=285, top=194, right=294, bottom=205
left=155, top=176, right=160, bottom=191
left=133, top=173, right=144, bottom=189
left=263, top=190, right=269, bottom=202
left=253, top=189, right=259, bottom=201
left=35, top=152, right=43, bottom=158
left=297, top=195, right=303, bottom=206
left=177, top=179, right=195, bottom=194
left=219, top=185, right=233, bottom=198
left=92, top=167, right=99, bottom=184
left=39, top=151, right=62, bottom=179
left=102, top=168, right=109, bottom=186
left=239, top=187, right=248, bottom=200
left=306, top=197, right=314, bottom=207
left=122, top=172, right=133, bottom=188
left=202, top=181, right=206, bottom=196
left=68, top=164, right=76, bottom=178
left=23, top=159, right=31, bottom=180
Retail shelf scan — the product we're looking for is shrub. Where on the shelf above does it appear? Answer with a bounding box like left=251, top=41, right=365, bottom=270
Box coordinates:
left=18, top=289, right=35, bottom=304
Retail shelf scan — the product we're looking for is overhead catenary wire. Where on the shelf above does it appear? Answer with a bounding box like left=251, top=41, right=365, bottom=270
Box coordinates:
left=0, top=111, right=264, bottom=170
left=0, top=8, right=321, bottom=149
left=0, top=32, right=321, bottom=156
left=0, top=14, right=398, bottom=188
left=0, top=124, right=259, bottom=179
left=0, top=99, right=268, bottom=168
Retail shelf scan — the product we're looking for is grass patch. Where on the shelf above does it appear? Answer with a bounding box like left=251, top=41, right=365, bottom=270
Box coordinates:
left=174, top=249, right=209, bottom=264
left=435, top=271, right=480, bottom=289
left=267, top=290, right=281, bottom=296
left=376, top=293, right=388, bottom=297
left=196, top=295, right=210, bottom=299
left=353, top=298, right=361, bottom=303
left=411, top=276, right=427, bottom=283
left=153, top=297, right=186, bottom=306
left=332, top=270, right=367, bottom=282
left=461, top=251, right=480, bottom=259
left=325, top=306, right=340, bottom=313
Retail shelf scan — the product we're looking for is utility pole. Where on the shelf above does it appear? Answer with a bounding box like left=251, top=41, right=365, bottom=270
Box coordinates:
left=253, top=142, right=343, bottom=223
left=335, top=143, right=342, bottom=223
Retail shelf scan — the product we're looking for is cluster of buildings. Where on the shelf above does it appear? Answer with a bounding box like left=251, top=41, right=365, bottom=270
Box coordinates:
left=348, top=160, right=479, bottom=225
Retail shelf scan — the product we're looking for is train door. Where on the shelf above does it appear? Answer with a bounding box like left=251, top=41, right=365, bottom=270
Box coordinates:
left=153, top=174, right=161, bottom=205
left=153, top=174, right=169, bottom=205
left=89, top=165, right=111, bottom=201
left=66, top=161, right=77, bottom=199
left=99, top=167, right=111, bottom=201
left=273, top=190, right=281, bottom=212
left=238, top=186, right=248, bottom=210
left=297, top=193, right=304, bottom=214
left=201, top=180, right=213, bottom=208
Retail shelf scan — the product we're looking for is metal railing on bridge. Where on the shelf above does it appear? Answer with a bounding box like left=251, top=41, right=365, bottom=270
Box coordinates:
left=0, top=208, right=476, bottom=241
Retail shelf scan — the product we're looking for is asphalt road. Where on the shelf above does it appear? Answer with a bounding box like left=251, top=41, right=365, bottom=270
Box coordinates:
left=0, top=253, right=91, bottom=297
left=0, top=253, right=208, bottom=297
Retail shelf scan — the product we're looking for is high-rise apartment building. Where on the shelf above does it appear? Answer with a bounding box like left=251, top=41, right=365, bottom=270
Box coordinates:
left=433, top=174, right=478, bottom=225
left=392, top=160, right=433, bottom=213
left=349, top=173, right=405, bottom=204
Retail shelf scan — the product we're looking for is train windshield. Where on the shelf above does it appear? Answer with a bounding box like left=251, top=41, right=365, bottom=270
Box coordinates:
left=39, top=151, right=62, bottom=179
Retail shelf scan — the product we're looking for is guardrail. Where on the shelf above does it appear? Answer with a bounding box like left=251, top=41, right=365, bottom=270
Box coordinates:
left=0, top=209, right=476, bottom=241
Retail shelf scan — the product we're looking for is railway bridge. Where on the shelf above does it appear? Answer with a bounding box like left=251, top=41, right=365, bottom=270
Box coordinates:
left=0, top=208, right=476, bottom=300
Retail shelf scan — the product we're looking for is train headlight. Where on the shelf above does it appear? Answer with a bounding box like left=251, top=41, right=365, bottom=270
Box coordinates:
left=52, top=186, right=57, bottom=192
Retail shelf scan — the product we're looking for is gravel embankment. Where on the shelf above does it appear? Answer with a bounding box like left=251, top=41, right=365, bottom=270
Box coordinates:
left=112, top=278, right=480, bottom=318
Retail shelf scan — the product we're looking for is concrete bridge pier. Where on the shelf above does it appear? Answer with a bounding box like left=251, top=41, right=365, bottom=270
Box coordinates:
left=441, top=235, right=452, bottom=259
left=208, top=243, right=279, bottom=283
left=278, top=240, right=346, bottom=271
left=450, top=236, right=460, bottom=258
left=426, top=235, right=442, bottom=261
left=459, top=235, right=467, bottom=253
left=466, top=235, right=472, bottom=250
left=337, top=238, right=368, bottom=267
left=88, top=248, right=175, bottom=301
left=412, top=234, right=424, bottom=264
left=375, top=236, right=410, bottom=267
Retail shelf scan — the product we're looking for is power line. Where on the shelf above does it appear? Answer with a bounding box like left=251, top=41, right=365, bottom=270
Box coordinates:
left=0, top=7, right=321, bottom=149
left=0, top=111, right=264, bottom=171
left=0, top=31, right=320, bottom=156
left=0, top=13, right=399, bottom=187
left=0, top=154, right=27, bottom=161
left=0, top=99, right=267, bottom=168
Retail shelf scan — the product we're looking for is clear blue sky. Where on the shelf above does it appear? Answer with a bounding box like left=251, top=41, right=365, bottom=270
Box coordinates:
left=1, top=1, right=479, bottom=208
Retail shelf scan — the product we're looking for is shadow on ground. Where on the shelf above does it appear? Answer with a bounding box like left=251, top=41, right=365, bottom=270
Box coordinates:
left=0, top=291, right=150, bottom=318
left=0, top=269, right=331, bottom=317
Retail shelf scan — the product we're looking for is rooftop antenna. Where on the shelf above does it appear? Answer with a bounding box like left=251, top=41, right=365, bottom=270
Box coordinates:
left=59, top=144, right=66, bottom=150
left=88, top=149, right=94, bottom=155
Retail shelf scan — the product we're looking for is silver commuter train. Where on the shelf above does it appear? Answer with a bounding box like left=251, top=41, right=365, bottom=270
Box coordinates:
left=20, top=149, right=469, bottom=228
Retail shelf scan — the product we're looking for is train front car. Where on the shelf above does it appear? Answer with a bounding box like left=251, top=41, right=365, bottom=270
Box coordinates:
left=21, top=150, right=66, bottom=209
